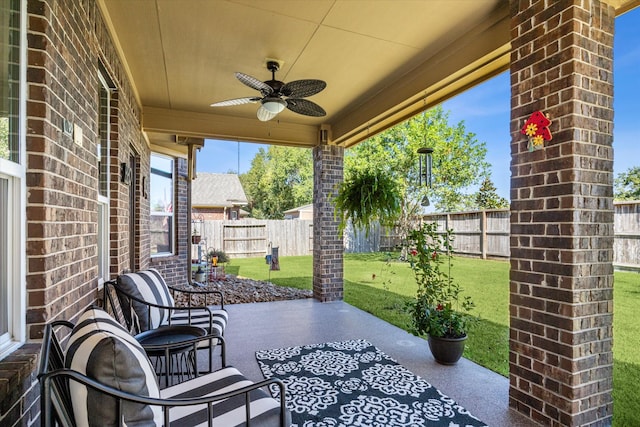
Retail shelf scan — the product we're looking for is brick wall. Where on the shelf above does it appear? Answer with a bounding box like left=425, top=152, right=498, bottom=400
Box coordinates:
left=312, top=144, right=344, bottom=301
left=25, top=0, right=146, bottom=338
left=1, top=0, right=150, bottom=425
left=509, top=1, right=614, bottom=425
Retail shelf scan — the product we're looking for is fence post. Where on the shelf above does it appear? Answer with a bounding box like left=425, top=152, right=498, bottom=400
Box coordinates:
left=480, top=210, right=487, bottom=260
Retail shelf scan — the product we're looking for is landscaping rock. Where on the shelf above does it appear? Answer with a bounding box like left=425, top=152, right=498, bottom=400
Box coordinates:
left=173, top=275, right=313, bottom=305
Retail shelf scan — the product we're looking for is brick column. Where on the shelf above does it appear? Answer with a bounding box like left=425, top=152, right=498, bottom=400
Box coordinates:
left=313, top=144, right=344, bottom=301
left=509, top=1, right=614, bottom=426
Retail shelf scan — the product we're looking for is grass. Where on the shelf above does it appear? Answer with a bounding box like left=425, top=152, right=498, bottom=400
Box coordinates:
left=227, top=253, right=639, bottom=425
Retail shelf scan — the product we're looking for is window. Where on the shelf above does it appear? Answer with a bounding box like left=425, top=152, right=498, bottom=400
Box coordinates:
left=0, top=0, right=25, bottom=359
left=150, top=154, right=174, bottom=256
left=97, top=73, right=113, bottom=284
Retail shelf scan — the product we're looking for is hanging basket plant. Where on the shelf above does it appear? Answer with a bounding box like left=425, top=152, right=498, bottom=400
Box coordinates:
left=333, top=168, right=401, bottom=236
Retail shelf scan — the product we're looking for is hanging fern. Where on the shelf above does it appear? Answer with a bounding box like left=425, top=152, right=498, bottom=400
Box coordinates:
left=333, top=168, right=401, bottom=236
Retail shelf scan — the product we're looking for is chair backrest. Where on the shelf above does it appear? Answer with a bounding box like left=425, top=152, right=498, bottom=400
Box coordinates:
left=38, top=320, right=76, bottom=427
left=64, top=306, right=162, bottom=425
left=116, top=269, right=175, bottom=331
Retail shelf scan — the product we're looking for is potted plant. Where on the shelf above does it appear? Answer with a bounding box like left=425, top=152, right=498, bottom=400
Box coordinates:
left=333, top=168, right=401, bottom=236
left=405, top=221, right=475, bottom=364
left=191, top=229, right=201, bottom=244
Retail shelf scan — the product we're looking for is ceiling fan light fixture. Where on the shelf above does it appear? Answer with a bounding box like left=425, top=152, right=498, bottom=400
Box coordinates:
left=257, top=97, right=287, bottom=121
left=262, top=97, right=287, bottom=114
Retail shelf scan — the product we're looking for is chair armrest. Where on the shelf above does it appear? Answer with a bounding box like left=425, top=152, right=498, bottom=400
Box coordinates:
left=106, top=280, right=225, bottom=333
left=167, top=284, right=225, bottom=309
left=40, top=369, right=289, bottom=427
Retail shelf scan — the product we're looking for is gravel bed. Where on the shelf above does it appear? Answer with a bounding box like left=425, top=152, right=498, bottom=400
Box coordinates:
left=173, top=275, right=313, bottom=305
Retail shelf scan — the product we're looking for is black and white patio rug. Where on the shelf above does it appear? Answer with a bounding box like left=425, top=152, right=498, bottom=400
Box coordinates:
left=256, top=339, right=487, bottom=427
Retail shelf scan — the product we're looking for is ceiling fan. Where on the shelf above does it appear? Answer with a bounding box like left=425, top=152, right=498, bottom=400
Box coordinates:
left=210, top=60, right=326, bottom=121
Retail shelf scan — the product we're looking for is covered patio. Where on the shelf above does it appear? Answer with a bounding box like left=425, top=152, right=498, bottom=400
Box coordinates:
left=224, top=298, right=537, bottom=427
left=1, top=0, right=638, bottom=425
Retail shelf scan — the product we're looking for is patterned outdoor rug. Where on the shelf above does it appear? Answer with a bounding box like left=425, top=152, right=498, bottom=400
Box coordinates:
left=256, top=339, right=487, bottom=427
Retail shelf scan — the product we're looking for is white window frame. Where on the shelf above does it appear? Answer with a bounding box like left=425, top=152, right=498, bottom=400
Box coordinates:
left=0, top=0, right=26, bottom=360
left=97, top=73, right=111, bottom=286
left=150, top=153, right=175, bottom=257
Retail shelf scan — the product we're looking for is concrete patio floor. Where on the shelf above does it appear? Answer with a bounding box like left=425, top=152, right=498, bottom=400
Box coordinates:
left=220, top=298, right=538, bottom=427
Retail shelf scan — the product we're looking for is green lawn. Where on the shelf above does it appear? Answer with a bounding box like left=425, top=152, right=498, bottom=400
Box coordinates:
left=227, top=253, right=639, bottom=425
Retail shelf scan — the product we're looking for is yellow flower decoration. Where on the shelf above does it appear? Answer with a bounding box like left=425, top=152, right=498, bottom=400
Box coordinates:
left=525, top=123, right=538, bottom=137
left=532, top=135, right=544, bottom=146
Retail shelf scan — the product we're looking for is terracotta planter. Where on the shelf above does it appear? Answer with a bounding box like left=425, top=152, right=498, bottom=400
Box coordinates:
left=191, top=235, right=201, bottom=244
left=427, top=335, right=467, bottom=365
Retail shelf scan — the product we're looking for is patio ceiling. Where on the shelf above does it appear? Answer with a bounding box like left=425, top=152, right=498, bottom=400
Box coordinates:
left=98, top=0, right=639, bottom=151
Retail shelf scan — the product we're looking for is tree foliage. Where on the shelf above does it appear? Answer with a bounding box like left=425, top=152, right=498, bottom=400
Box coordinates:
left=345, top=106, right=491, bottom=215
left=475, top=177, right=509, bottom=209
left=0, top=118, right=9, bottom=160
left=240, top=145, right=313, bottom=218
left=240, top=106, right=498, bottom=222
left=615, top=166, right=640, bottom=201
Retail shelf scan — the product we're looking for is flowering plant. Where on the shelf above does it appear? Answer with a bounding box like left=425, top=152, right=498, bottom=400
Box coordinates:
left=405, top=222, right=474, bottom=338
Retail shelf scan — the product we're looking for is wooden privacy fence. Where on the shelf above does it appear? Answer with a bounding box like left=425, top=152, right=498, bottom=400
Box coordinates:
left=423, top=210, right=510, bottom=258
left=198, top=201, right=640, bottom=270
left=613, top=200, right=640, bottom=270
left=197, top=219, right=313, bottom=258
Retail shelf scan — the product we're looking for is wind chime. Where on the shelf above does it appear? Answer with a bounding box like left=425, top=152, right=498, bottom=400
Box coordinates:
left=418, top=114, right=434, bottom=206
left=417, top=147, right=433, bottom=206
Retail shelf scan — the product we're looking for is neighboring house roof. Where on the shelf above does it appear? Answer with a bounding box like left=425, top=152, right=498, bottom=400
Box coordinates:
left=283, top=203, right=313, bottom=215
left=192, top=173, right=248, bottom=208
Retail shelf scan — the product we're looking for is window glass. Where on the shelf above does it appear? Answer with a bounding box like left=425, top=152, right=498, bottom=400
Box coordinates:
left=98, top=84, right=109, bottom=197
left=150, top=153, right=174, bottom=255
left=0, top=0, right=20, bottom=163
left=0, top=0, right=23, bottom=359
left=0, top=178, right=8, bottom=340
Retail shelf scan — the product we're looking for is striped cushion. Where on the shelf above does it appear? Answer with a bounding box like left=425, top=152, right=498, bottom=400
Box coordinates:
left=161, top=367, right=286, bottom=426
left=65, top=306, right=162, bottom=426
left=170, top=307, right=228, bottom=337
left=118, top=269, right=175, bottom=331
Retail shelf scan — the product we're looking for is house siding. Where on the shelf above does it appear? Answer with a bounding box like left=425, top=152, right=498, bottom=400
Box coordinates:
left=193, top=207, right=242, bottom=220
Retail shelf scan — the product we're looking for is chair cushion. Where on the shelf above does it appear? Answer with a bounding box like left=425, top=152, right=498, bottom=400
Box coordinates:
left=65, top=306, right=162, bottom=426
left=118, top=269, right=175, bottom=331
left=161, top=366, right=287, bottom=426
left=169, top=307, right=228, bottom=337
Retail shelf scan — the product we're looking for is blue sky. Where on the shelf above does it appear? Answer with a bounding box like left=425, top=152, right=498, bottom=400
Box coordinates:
left=198, top=8, right=639, bottom=200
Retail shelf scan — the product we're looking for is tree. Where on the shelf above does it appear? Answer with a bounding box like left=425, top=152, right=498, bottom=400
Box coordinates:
left=341, top=106, right=493, bottom=252
left=240, top=145, right=313, bottom=218
left=474, top=177, right=509, bottom=209
left=345, top=106, right=491, bottom=214
left=615, top=166, right=640, bottom=201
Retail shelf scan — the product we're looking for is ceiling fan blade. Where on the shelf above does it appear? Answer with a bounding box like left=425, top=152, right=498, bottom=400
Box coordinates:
left=282, top=79, right=326, bottom=98
left=286, top=98, right=326, bottom=117
left=257, top=105, right=279, bottom=121
left=235, top=72, right=273, bottom=95
left=210, top=97, right=261, bottom=107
